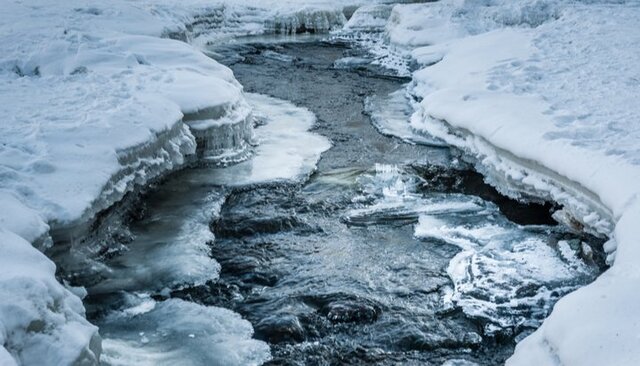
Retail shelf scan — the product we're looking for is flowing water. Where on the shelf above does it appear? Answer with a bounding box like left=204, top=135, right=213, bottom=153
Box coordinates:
left=69, top=37, right=604, bottom=365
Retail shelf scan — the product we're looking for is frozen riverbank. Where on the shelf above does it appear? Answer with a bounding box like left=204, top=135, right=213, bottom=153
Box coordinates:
left=0, top=0, right=361, bottom=363
left=2, top=0, right=638, bottom=364
left=374, top=1, right=640, bottom=365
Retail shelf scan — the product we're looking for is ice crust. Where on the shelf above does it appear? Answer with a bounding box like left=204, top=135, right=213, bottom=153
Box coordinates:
left=348, top=165, right=597, bottom=336
left=204, top=93, right=331, bottom=186
left=99, top=297, right=270, bottom=366
left=381, top=1, right=640, bottom=364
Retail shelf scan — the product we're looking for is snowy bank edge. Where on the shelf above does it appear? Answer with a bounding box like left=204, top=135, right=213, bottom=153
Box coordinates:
left=383, top=2, right=640, bottom=365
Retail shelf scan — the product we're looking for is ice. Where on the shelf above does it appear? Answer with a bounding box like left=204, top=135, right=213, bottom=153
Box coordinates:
left=345, top=162, right=597, bottom=337
left=343, top=5, right=392, bottom=33
left=364, top=87, right=447, bottom=147
left=415, top=206, right=597, bottom=336
left=265, top=8, right=346, bottom=35
left=87, top=190, right=227, bottom=295
left=344, top=164, right=486, bottom=226
left=98, top=297, right=270, bottom=366
left=332, top=56, right=371, bottom=69
left=204, top=93, right=331, bottom=186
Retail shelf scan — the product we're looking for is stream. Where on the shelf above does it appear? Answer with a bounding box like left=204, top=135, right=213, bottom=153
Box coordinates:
left=68, top=36, right=603, bottom=365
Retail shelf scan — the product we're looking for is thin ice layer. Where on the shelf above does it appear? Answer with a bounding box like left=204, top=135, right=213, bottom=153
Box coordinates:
left=365, top=88, right=446, bottom=147
left=88, top=191, right=227, bottom=295
left=205, top=93, right=331, bottom=186
left=99, top=297, right=270, bottom=366
left=344, top=164, right=484, bottom=226
left=415, top=207, right=597, bottom=335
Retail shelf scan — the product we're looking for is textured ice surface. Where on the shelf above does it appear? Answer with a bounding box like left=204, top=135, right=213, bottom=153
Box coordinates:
left=346, top=163, right=597, bottom=337
left=365, top=87, right=446, bottom=147
left=205, top=93, right=331, bottom=186
left=416, top=212, right=596, bottom=335
left=99, top=297, right=270, bottom=366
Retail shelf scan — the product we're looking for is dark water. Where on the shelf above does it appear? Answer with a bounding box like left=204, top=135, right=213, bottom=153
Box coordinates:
left=74, top=38, right=604, bottom=366
left=171, top=39, right=600, bottom=364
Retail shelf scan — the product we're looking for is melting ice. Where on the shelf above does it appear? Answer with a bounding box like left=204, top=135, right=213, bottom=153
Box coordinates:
left=415, top=206, right=598, bottom=335
left=204, top=93, right=331, bottom=186
left=346, top=163, right=598, bottom=336
left=365, top=87, right=446, bottom=147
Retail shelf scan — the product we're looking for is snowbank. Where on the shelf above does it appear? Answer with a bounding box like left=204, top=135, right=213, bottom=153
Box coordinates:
left=0, top=0, right=392, bottom=363
left=384, top=1, right=640, bottom=364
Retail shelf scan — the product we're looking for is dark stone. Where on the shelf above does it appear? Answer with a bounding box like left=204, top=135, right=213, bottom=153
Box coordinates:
left=255, top=314, right=306, bottom=344
left=322, top=300, right=381, bottom=324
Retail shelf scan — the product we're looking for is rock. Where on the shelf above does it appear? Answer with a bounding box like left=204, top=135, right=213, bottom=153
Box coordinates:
left=255, top=314, right=305, bottom=344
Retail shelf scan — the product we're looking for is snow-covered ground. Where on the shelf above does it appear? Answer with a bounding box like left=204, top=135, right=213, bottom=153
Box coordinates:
left=377, top=1, right=640, bottom=365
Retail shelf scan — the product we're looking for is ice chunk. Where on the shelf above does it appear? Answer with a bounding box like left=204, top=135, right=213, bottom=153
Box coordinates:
left=343, top=5, right=392, bottom=33
left=344, top=164, right=485, bottom=226
left=265, top=8, right=346, bottom=35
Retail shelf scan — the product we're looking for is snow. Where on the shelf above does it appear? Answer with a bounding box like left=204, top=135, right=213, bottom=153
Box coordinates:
left=3, top=0, right=640, bottom=364
left=382, top=0, right=640, bottom=364
left=0, top=230, right=100, bottom=365
left=204, top=93, right=331, bottom=186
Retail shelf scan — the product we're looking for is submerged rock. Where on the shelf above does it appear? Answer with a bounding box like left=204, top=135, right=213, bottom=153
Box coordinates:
left=255, top=314, right=306, bottom=344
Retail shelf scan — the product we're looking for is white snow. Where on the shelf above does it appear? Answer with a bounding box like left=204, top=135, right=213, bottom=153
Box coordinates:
left=0, top=230, right=100, bottom=365
left=205, top=93, right=331, bottom=186
left=382, top=0, right=640, bottom=364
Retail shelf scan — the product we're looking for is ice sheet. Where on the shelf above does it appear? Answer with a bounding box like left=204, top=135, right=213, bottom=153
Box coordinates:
left=205, top=93, right=331, bottom=186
